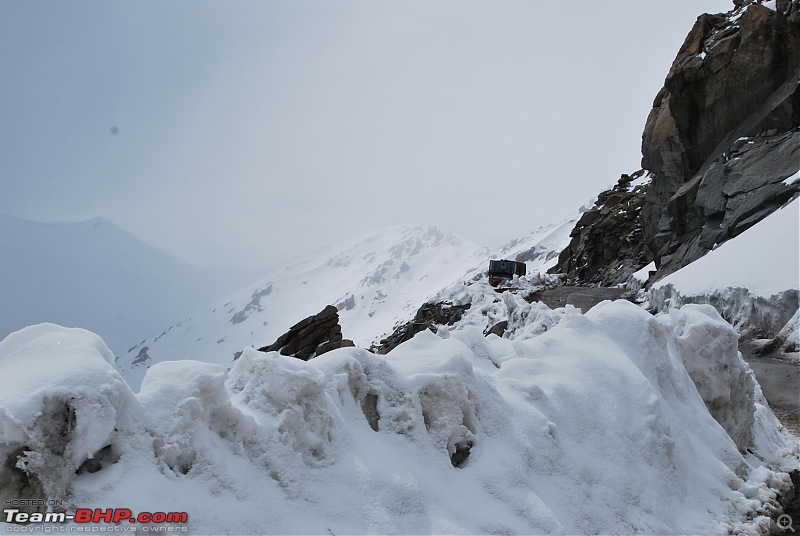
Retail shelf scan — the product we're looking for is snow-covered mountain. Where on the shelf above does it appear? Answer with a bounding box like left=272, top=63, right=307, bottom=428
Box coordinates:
left=3, top=190, right=797, bottom=536
left=0, top=214, right=261, bottom=354
left=117, top=225, right=483, bottom=388
left=2, top=3, right=798, bottom=533
left=117, top=215, right=583, bottom=390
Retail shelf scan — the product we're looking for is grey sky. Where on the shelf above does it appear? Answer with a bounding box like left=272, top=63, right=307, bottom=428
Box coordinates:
left=1, top=1, right=727, bottom=269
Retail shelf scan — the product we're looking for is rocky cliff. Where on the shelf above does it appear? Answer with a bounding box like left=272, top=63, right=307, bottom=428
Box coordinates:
left=551, top=170, right=652, bottom=285
left=642, top=0, right=800, bottom=279
left=553, top=0, right=800, bottom=285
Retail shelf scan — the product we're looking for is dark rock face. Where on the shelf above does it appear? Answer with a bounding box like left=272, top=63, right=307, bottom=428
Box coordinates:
left=656, top=131, right=800, bottom=276
left=372, top=302, right=470, bottom=355
left=552, top=2, right=800, bottom=286
left=641, top=2, right=800, bottom=278
left=230, top=284, right=273, bottom=325
left=258, top=305, right=354, bottom=361
left=131, top=346, right=151, bottom=366
left=549, top=171, right=653, bottom=285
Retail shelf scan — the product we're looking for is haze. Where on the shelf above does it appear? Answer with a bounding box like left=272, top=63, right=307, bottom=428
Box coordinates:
left=0, top=1, right=726, bottom=269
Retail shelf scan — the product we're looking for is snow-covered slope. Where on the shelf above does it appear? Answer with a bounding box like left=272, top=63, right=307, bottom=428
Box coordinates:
left=643, top=199, right=799, bottom=338
left=2, top=303, right=796, bottom=534
left=117, top=214, right=582, bottom=391
left=117, top=225, right=485, bottom=389
left=0, top=214, right=261, bottom=355
left=462, top=209, right=583, bottom=283
left=652, top=198, right=799, bottom=297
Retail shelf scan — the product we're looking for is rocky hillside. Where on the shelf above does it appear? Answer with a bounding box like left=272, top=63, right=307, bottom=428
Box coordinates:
left=553, top=0, right=800, bottom=285
left=550, top=170, right=652, bottom=286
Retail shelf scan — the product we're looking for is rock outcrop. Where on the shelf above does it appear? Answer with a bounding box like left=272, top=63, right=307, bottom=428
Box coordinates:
left=553, top=0, right=800, bottom=285
left=372, top=302, right=471, bottom=355
left=258, top=305, right=354, bottom=360
left=550, top=171, right=652, bottom=286
left=641, top=0, right=800, bottom=279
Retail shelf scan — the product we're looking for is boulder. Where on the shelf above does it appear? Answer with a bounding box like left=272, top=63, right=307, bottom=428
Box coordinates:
left=258, top=305, right=354, bottom=361
left=640, top=2, right=800, bottom=278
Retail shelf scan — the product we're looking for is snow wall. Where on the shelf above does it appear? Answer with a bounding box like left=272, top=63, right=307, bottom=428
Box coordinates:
left=0, top=301, right=798, bottom=535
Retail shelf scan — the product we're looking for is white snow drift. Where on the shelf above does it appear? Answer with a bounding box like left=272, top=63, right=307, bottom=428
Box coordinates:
left=1, top=299, right=797, bottom=535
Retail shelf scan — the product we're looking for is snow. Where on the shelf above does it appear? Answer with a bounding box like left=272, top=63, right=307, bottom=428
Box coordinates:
left=776, top=309, right=800, bottom=353
left=667, top=305, right=755, bottom=450
left=631, top=260, right=656, bottom=282
left=783, top=169, right=800, bottom=186
left=117, top=216, right=580, bottom=391
left=653, top=199, right=799, bottom=297
left=0, top=324, right=140, bottom=500
left=1, top=299, right=796, bottom=534
left=116, top=225, right=484, bottom=389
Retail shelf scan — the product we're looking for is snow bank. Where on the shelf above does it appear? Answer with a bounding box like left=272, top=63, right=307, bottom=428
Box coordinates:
left=653, top=199, right=799, bottom=298
left=754, top=309, right=800, bottom=363
left=430, top=274, right=566, bottom=341
left=0, top=324, right=140, bottom=506
left=647, top=285, right=798, bottom=338
left=1, top=307, right=797, bottom=534
left=774, top=309, right=800, bottom=354
left=667, top=305, right=755, bottom=451
left=641, top=199, right=799, bottom=338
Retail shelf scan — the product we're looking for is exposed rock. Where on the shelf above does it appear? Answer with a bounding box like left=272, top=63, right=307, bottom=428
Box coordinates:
left=485, top=320, right=508, bottom=338
left=230, top=284, right=273, bottom=325
left=335, top=294, right=356, bottom=311
left=258, top=305, right=354, bottom=361
left=758, top=309, right=800, bottom=355
left=640, top=2, right=800, bottom=279
left=552, top=2, right=799, bottom=287
left=450, top=439, right=473, bottom=468
left=655, top=131, right=800, bottom=277
left=372, top=302, right=471, bottom=355
left=549, top=171, right=653, bottom=285
left=131, top=346, right=151, bottom=366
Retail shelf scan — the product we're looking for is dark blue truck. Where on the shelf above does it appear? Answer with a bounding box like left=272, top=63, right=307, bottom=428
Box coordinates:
left=488, top=260, right=526, bottom=286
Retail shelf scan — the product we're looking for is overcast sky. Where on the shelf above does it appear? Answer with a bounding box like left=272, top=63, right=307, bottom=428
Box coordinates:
left=1, top=0, right=727, bottom=269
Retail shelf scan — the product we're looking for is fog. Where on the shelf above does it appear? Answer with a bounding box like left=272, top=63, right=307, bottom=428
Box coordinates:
left=0, top=0, right=727, bottom=268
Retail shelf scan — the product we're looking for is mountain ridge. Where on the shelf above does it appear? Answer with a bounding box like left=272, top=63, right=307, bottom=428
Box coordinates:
left=0, top=213, right=263, bottom=354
